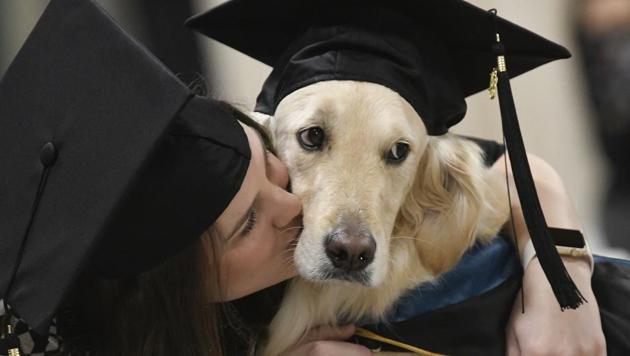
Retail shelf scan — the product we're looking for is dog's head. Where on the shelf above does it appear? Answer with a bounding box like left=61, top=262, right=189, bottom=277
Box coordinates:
left=257, top=81, right=505, bottom=287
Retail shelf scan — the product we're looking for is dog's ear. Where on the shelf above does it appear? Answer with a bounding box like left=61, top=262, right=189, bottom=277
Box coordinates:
left=249, top=111, right=275, bottom=138
left=395, top=135, right=507, bottom=276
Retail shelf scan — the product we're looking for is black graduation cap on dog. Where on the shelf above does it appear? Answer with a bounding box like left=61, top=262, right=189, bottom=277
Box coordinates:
left=187, top=0, right=585, bottom=309
left=0, top=0, right=250, bottom=336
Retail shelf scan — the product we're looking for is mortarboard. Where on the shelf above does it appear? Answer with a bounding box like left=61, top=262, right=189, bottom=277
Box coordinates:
left=187, top=0, right=585, bottom=309
left=0, top=0, right=251, bottom=336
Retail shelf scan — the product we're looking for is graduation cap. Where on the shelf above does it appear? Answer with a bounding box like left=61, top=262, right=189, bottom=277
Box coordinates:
left=187, top=0, right=586, bottom=309
left=0, top=0, right=251, bottom=337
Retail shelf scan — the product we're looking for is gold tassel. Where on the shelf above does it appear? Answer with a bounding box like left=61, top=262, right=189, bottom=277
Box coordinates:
left=5, top=325, right=21, bottom=356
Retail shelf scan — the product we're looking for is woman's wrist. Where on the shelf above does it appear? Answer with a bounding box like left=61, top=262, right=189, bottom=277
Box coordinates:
left=524, top=254, right=593, bottom=287
left=520, top=235, right=594, bottom=275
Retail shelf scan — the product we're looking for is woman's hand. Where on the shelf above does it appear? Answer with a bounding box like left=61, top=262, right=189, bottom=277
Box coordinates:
left=283, top=324, right=371, bottom=356
left=506, top=257, right=606, bottom=356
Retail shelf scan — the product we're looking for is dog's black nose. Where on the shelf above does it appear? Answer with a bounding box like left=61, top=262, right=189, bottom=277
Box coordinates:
left=325, top=232, right=376, bottom=272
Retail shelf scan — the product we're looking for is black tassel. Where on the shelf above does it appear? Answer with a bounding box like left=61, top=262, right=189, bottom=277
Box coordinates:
left=489, top=10, right=585, bottom=310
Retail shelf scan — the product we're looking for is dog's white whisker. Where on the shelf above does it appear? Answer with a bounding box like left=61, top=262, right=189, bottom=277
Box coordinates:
left=413, top=238, right=450, bottom=250
left=390, top=235, right=417, bottom=241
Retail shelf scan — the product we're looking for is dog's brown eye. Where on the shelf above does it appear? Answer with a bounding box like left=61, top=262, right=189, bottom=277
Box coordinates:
left=297, top=127, right=325, bottom=150
left=386, top=142, right=410, bottom=163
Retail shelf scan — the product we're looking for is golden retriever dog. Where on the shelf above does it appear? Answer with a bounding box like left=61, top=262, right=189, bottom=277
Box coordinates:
left=253, top=80, right=509, bottom=355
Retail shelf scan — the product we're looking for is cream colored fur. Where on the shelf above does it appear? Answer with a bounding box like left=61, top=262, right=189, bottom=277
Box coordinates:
left=253, top=81, right=509, bottom=355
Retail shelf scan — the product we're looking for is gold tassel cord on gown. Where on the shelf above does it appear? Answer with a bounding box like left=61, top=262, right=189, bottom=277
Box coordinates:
left=355, top=327, right=446, bottom=355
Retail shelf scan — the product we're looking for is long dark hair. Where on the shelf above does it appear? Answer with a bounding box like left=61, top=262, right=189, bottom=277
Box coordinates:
left=59, top=238, right=221, bottom=355
left=57, top=103, right=281, bottom=356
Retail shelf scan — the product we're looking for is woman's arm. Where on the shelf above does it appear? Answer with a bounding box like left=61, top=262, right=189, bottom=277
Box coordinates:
left=493, top=154, right=583, bottom=253
left=491, top=153, right=606, bottom=355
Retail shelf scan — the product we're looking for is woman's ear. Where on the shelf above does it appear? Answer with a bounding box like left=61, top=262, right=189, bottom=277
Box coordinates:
left=394, top=135, right=507, bottom=276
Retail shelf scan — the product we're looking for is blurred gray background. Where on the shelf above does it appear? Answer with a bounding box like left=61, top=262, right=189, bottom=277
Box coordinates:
left=2, top=0, right=628, bottom=257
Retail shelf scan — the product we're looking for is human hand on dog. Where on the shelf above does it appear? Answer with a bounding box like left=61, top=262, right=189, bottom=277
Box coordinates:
left=506, top=256, right=606, bottom=356
left=282, top=324, right=371, bottom=356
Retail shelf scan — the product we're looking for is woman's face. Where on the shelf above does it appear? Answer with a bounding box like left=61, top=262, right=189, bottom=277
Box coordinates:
left=209, top=123, right=302, bottom=301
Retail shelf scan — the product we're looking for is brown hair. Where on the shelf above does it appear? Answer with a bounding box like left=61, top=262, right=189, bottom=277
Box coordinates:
left=57, top=104, right=277, bottom=356
left=59, top=238, right=222, bottom=355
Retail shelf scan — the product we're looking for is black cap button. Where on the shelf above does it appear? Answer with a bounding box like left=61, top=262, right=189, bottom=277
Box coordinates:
left=40, top=142, right=57, bottom=167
